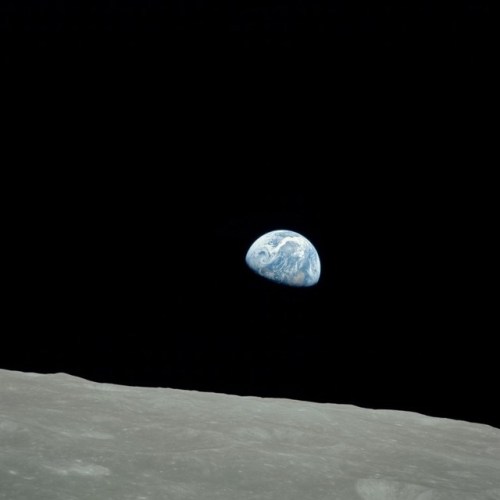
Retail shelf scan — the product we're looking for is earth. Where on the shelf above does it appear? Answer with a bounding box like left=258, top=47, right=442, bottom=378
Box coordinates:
left=245, top=230, right=321, bottom=287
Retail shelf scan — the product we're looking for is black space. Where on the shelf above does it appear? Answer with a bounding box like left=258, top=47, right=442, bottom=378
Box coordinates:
left=2, top=1, right=497, bottom=428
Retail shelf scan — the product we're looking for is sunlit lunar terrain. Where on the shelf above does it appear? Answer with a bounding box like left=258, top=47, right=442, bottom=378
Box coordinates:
left=0, top=369, right=499, bottom=500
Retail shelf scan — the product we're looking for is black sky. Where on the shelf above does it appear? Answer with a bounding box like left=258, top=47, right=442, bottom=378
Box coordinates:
left=2, top=1, right=496, bottom=428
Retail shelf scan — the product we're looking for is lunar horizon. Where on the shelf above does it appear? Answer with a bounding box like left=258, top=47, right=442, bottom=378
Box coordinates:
left=1, top=368, right=499, bottom=500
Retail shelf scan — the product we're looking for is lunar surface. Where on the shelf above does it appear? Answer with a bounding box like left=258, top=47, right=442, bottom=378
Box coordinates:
left=246, top=230, right=321, bottom=287
left=0, top=369, right=499, bottom=500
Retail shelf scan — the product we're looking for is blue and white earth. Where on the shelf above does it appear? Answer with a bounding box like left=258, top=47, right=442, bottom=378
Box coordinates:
left=245, top=230, right=321, bottom=287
